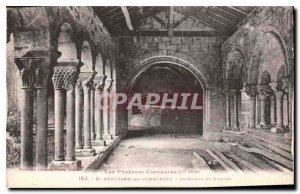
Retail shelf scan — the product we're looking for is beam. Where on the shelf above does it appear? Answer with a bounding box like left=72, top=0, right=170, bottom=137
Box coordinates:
left=168, top=6, right=174, bottom=37
left=174, top=7, right=235, bottom=33
left=121, top=6, right=134, bottom=31
left=117, top=30, right=232, bottom=37
left=121, top=6, right=137, bottom=43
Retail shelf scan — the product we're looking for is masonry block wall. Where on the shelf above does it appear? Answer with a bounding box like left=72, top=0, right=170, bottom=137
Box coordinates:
left=222, top=7, right=294, bottom=133
left=119, top=36, right=227, bottom=139
left=7, top=6, right=120, bottom=131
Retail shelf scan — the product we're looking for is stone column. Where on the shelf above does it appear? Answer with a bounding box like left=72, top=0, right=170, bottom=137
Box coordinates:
left=77, top=72, right=96, bottom=156
left=93, top=75, right=107, bottom=146
left=223, top=83, right=231, bottom=130
left=50, top=62, right=82, bottom=170
left=255, top=86, right=261, bottom=128
left=231, top=89, right=239, bottom=131
left=35, top=64, right=51, bottom=168
left=270, top=82, right=285, bottom=133
left=90, top=85, right=95, bottom=140
left=275, top=89, right=285, bottom=131
left=14, top=57, right=37, bottom=169
left=245, top=85, right=256, bottom=129
left=75, top=79, right=83, bottom=149
left=281, top=77, right=292, bottom=138
left=108, top=80, right=116, bottom=137
left=258, top=85, right=271, bottom=129
left=102, top=79, right=114, bottom=140
left=270, top=94, right=276, bottom=126
left=66, top=88, right=76, bottom=161
left=53, top=88, right=65, bottom=161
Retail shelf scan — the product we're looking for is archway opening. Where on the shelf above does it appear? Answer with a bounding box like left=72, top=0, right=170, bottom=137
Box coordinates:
left=126, top=62, right=204, bottom=136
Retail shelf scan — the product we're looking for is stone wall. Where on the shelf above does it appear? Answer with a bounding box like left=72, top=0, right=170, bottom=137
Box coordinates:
left=222, top=7, right=294, bottom=131
left=119, top=36, right=227, bottom=139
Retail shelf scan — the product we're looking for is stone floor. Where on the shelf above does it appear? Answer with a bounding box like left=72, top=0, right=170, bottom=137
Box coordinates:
left=97, top=133, right=227, bottom=172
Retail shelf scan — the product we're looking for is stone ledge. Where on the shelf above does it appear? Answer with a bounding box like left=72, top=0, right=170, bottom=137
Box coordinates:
left=222, top=129, right=246, bottom=135
left=82, top=135, right=122, bottom=171
left=48, top=160, right=81, bottom=171
left=75, top=148, right=96, bottom=157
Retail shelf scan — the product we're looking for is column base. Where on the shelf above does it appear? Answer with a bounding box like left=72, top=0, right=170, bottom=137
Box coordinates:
left=103, top=134, right=113, bottom=140
left=48, top=160, right=81, bottom=171
left=271, top=127, right=284, bottom=133
left=92, top=140, right=107, bottom=146
left=259, top=123, right=271, bottom=130
left=75, top=148, right=96, bottom=157
left=223, top=126, right=231, bottom=130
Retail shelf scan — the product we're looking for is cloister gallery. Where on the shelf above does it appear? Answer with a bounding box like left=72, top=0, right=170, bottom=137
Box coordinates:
left=6, top=6, right=294, bottom=173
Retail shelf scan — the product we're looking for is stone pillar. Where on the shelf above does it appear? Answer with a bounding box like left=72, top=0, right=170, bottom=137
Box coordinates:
left=275, top=89, right=285, bottom=131
left=255, top=86, right=261, bottom=128
left=53, top=89, right=65, bottom=161
left=223, top=84, right=231, bottom=130
left=258, top=85, right=272, bottom=129
left=231, top=89, right=239, bottom=131
left=75, top=79, right=83, bottom=149
left=270, top=82, right=285, bottom=133
left=93, top=75, right=107, bottom=146
left=66, top=88, right=76, bottom=161
left=49, top=62, right=82, bottom=170
left=102, top=79, right=114, bottom=140
left=35, top=64, right=51, bottom=168
left=245, top=85, right=256, bottom=129
left=15, top=55, right=48, bottom=169
left=76, top=72, right=96, bottom=157
left=108, top=80, right=116, bottom=137
left=90, top=85, right=95, bottom=140
left=270, top=94, right=276, bottom=126
left=281, top=77, right=292, bottom=138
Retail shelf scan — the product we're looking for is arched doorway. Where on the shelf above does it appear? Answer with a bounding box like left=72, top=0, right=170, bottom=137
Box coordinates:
left=123, top=56, right=208, bottom=136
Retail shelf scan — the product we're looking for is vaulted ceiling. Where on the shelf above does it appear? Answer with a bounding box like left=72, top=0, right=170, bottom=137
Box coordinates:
left=93, top=6, right=256, bottom=37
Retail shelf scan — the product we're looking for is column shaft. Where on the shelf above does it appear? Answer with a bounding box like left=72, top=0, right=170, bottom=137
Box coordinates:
left=276, top=97, right=283, bottom=129
left=270, top=95, right=276, bottom=126
left=249, top=96, right=256, bottom=129
left=66, top=90, right=76, bottom=161
left=75, top=89, right=83, bottom=149
left=95, top=91, right=103, bottom=140
left=90, top=88, right=95, bottom=139
left=260, top=97, right=266, bottom=125
left=103, top=89, right=109, bottom=135
left=225, top=93, right=231, bottom=128
left=35, top=88, right=48, bottom=167
left=255, top=96, right=261, bottom=127
left=54, top=89, right=65, bottom=161
left=84, top=90, right=91, bottom=149
left=20, top=89, right=34, bottom=168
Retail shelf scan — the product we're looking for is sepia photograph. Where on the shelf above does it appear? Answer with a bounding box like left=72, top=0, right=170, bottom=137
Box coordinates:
left=5, top=3, right=295, bottom=189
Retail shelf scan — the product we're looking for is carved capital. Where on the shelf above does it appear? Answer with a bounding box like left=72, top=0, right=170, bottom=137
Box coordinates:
left=52, top=61, right=83, bottom=90
left=281, top=77, right=290, bottom=93
left=244, top=84, right=257, bottom=99
left=15, top=57, right=37, bottom=89
left=274, top=89, right=285, bottom=100
left=75, top=78, right=83, bottom=94
left=108, top=79, right=114, bottom=92
left=94, top=75, right=107, bottom=94
left=82, top=71, right=97, bottom=93
left=258, top=84, right=272, bottom=100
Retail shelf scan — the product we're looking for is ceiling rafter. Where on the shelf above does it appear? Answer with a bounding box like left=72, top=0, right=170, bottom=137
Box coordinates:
left=92, top=6, right=255, bottom=37
left=174, top=6, right=234, bottom=32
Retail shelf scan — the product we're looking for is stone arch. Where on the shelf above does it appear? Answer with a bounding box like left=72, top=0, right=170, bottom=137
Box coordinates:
left=80, top=40, right=93, bottom=72
left=129, top=54, right=209, bottom=91
left=122, top=55, right=210, bottom=136
left=95, top=53, right=104, bottom=75
left=249, top=27, right=289, bottom=85
left=57, top=22, right=77, bottom=62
